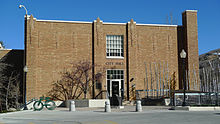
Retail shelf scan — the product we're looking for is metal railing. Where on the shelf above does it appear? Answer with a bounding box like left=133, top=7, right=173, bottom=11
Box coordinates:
left=173, top=92, right=220, bottom=106
left=94, top=90, right=107, bottom=99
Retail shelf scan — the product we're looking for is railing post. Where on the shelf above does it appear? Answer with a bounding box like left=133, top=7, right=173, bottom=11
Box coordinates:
left=198, top=94, right=201, bottom=105
left=173, top=91, right=176, bottom=106
left=216, top=92, right=218, bottom=106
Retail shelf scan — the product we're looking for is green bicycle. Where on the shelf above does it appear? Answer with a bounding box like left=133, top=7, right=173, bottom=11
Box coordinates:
left=33, top=96, right=56, bottom=111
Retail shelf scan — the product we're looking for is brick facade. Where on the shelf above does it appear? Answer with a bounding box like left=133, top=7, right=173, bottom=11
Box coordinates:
left=25, top=10, right=199, bottom=101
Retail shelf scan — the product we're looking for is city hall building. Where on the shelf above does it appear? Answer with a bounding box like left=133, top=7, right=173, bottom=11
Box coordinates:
left=25, top=10, right=199, bottom=102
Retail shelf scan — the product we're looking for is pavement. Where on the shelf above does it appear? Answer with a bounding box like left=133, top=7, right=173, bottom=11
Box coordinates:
left=0, top=106, right=220, bottom=124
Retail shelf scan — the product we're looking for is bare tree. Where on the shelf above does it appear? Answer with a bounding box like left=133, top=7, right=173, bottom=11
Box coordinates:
left=48, top=61, right=105, bottom=101
left=170, top=72, right=177, bottom=91
left=166, top=12, right=178, bottom=25
left=7, top=71, right=21, bottom=110
left=0, top=71, right=21, bottom=111
left=0, top=41, right=5, bottom=49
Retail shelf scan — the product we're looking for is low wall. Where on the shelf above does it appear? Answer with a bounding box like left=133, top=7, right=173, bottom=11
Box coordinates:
left=67, top=99, right=109, bottom=107
left=170, top=106, right=220, bottom=111
left=88, top=99, right=109, bottom=107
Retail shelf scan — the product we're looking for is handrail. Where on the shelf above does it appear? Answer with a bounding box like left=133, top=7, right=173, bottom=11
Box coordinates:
left=94, top=90, right=107, bottom=99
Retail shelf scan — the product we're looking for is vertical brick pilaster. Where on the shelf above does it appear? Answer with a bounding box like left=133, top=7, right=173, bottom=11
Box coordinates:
left=182, top=10, right=199, bottom=90
left=26, top=15, right=37, bottom=100
left=93, top=17, right=103, bottom=98
left=127, top=19, right=137, bottom=100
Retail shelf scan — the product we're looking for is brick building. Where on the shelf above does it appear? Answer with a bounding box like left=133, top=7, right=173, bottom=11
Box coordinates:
left=25, top=10, right=199, bottom=102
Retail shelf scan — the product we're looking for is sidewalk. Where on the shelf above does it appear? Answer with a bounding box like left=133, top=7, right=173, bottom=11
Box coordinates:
left=55, top=105, right=171, bottom=112
left=1, top=105, right=220, bottom=124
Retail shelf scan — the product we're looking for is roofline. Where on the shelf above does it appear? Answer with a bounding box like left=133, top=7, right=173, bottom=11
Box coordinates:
left=36, top=19, right=92, bottom=24
left=183, top=10, right=198, bottom=14
left=136, top=23, right=178, bottom=27
left=103, top=22, right=126, bottom=25
left=185, top=10, right=198, bottom=12
left=33, top=17, right=179, bottom=27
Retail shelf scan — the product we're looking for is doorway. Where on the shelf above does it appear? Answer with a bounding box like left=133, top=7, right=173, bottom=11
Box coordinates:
left=106, top=69, right=124, bottom=106
left=110, top=79, right=121, bottom=97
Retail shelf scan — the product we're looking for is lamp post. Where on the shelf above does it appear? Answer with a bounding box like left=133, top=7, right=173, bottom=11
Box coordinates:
left=23, top=65, right=28, bottom=110
left=180, top=49, right=187, bottom=106
left=19, top=4, right=28, bottom=110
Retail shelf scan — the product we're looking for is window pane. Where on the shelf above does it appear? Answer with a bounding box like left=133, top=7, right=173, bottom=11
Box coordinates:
left=117, top=75, right=120, bottom=79
left=121, top=70, right=124, bottom=74
left=117, top=70, right=120, bottom=74
left=113, top=75, right=116, bottom=79
left=121, top=75, right=123, bottom=79
left=114, top=70, right=117, bottom=74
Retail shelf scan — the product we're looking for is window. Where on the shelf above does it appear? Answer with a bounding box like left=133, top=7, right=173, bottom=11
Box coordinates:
left=106, top=35, right=124, bottom=58
left=107, top=70, right=124, bottom=80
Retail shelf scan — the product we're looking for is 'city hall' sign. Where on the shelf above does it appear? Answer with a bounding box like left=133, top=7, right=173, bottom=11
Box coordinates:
left=105, top=62, right=124, bottom=66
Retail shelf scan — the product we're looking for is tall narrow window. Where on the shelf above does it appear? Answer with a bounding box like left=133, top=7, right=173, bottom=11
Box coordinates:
left=106, top=35, right=124, bottom=58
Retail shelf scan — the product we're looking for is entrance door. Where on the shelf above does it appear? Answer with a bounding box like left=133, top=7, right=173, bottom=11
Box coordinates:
left=112, top=80, right=120, bottom=97
left=110, top=80, right=121, bottom=106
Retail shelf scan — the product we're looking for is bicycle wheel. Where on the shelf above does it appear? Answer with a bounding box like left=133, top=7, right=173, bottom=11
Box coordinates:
left=33, top=101, right=44, bottom=111
left=45, top=100, right=56, bottom=110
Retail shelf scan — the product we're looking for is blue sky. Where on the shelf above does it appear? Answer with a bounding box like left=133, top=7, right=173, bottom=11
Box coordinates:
left=0, top=0, right=219, bottom=54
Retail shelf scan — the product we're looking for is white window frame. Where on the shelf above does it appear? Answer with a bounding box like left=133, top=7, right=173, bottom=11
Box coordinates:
left=106, top=35, right=124, bottom=59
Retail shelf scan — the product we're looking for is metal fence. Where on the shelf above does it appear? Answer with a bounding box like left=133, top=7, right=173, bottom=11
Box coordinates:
left=173, top=92, right=220, bottom=106
left=135, top=90, right=220, bottom=106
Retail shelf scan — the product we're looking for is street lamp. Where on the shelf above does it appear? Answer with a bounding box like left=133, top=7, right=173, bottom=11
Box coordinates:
left=19, top=5, right=28, bottom=15
left=19, top=4, right=28, bottom=110
left=180, top=49, right=187, bottom=106
left=24, top=65, right=28, bottom=72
